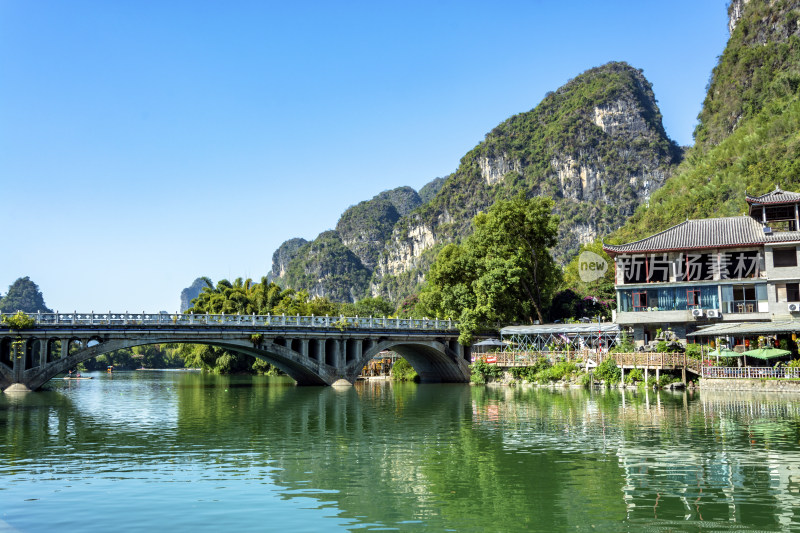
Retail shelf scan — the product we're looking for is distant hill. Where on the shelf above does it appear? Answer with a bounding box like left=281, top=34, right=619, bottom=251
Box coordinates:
left=0, top=277, right=53, bottom=314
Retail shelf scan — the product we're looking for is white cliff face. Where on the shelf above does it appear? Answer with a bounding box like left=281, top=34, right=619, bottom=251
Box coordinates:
left=728, top=0, right=751, bottom=35
left=478, top=153, right=523, bottom=185
left=378, top=222, right=436, bottom=277
left=593, top=98, right=650, bottom=137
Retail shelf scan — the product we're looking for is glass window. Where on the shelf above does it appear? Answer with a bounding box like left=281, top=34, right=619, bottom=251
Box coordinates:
left=688, top=290, right=697, bottom=306
left=788, top=283, right=800, bottom=302
left=633, top=291, right=647, bottom=311
left=773, top=247, right=798, bottom=267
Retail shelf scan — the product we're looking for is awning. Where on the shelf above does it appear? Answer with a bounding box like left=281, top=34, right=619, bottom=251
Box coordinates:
left=688, top=319, right=800, bottom=337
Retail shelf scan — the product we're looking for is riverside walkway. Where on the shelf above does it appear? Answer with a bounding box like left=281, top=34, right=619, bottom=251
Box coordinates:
left=0, top=312, right=466, bottom=391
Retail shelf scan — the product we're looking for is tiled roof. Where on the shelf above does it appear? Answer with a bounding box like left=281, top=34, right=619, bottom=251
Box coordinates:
left=765, top=230, right=800, bottom=243
left=603, top=216, right=766, bottom=254
left=746, top=186, right=800, bottom=205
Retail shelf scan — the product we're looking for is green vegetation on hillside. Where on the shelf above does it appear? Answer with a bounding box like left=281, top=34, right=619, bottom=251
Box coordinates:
left=612, top=0, right=800, bottom=243
left=284, top=231, right=371, bottom=302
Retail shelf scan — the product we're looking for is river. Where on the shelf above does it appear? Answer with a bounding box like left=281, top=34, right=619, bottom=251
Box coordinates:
left=1, top=372, right=799, bottom=532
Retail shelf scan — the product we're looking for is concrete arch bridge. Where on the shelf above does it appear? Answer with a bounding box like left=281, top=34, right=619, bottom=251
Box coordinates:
left=0, top=312, right=469, bottom=392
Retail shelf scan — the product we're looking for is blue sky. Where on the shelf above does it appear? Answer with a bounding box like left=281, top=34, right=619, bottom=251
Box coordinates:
left=0, top=0, right=731, bottom=312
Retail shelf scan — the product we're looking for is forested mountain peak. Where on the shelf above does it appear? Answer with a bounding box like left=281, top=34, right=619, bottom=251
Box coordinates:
left=613, top=0, right=800, bottom=244
left=371, top=61, right=680, bottom=301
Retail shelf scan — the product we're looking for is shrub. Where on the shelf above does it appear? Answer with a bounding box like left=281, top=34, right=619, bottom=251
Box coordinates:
left=470, top=360, right=504, bottom=383
left=594, top=358, right=621, bottom=384
left=685, top=343, right=702, bottom=360
left=2, top=311, right=35, bottom=331
left=578, top=372, right=594, bottom=388
left=625, top=368, right=644, bottom=385
left=611, top=332, right=635, bottom=353
left=392, top=358, right=419, bottom=382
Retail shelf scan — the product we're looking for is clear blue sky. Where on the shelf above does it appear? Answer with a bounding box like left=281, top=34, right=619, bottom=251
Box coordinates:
left=0, top=0, right=731, bottom=312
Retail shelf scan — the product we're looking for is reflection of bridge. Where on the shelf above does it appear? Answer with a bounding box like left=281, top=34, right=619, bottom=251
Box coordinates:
left=0, top=312, right=468, bottom=391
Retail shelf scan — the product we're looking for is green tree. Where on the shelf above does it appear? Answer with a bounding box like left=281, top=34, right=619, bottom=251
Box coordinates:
left=419, top=194, right=560, bottom=343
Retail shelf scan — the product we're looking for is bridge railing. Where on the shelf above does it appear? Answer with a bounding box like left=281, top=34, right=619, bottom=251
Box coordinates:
left=1, top=312, right=458, bottom=331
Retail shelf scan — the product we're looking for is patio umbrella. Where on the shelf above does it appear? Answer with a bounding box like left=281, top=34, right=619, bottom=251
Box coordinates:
left=473, top=339, right=505, bottom=347
left=741, top=346, right=791, bottom=365
left=708, top=347, right=740, bottom=364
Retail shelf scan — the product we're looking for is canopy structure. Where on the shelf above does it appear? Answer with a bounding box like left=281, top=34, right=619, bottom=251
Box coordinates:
left=500, top=323, right=620, bottom=352
left=741, top=346, right=792, bottom=360
left=688, top=320, right=800, bottom=338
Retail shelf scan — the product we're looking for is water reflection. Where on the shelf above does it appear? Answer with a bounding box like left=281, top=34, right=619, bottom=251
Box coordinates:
left=1, top=375, right=800, bottom=531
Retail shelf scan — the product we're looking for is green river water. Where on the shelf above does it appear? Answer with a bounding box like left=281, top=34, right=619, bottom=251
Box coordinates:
left=1, top=371, right=799, bottom=532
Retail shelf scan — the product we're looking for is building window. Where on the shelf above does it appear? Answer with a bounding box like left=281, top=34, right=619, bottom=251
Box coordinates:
left=687, top=289, right=701, bottom=307
left=633, top=291, right=647, bottom=311
left=773, top=247, right=798, bottom=267
left=788, top=283, right=800, bottom=302
left=722, top=283, right=765, bottom=313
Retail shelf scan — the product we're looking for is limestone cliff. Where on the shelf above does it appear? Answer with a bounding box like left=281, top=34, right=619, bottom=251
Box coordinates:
left=370, top=61, right=681, bottom=300
left=269, top=237, right=308, bottom=282
left=180, top=277, right=208, bottom=312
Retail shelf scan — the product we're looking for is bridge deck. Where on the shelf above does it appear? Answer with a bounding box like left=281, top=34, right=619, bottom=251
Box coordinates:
left=2, top=312, right=458, bottom=331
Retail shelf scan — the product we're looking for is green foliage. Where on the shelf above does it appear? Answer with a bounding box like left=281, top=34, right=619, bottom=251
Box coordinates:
left=249, top=333, right=264, bottom=347
left=788, top=358, right=800, bottom=368
left=612, top=2, right=800, bottom=244
left=554, top=241, right=615, bottom=321
left=685, top=343, right=703, bottom=360
left=1, top=311, right=35, bottom=330
left=82, top=344, right=185, bottom=371
left=624, top=368, right=644, bottom=385
left=284, top=231, right=371, bottom=302
left=508, top=358, right=551, bottom=381
left=610, top=332, right=635, bottom=354
left=578, top=372, right=594, bottom=387
left=535, top=361, right=579, bottom=383
left=0, top=277, right=52, bottom=313
left=184, top=275, right=355, bottom=374
left=418, top=194, right=561, bottom=344
left=469, top=360, right=504, bottom=383
left=593, top=359, right=621, bottom=384
left=338, top=297, right=395, bottom=318
left=392, top=358, right=419, bottom=382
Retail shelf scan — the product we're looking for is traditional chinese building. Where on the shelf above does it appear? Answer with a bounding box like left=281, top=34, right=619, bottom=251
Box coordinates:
left=603, top=187, right=800, bottom=347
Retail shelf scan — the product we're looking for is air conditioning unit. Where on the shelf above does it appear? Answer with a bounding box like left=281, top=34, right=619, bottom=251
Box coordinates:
left=706, top=309, right=721, bottom=318
left=789, top=303, right=800, bottom=312
left=691, top=309, right=704, bottom=318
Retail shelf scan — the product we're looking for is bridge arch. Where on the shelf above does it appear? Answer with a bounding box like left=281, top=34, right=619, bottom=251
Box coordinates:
left=344, top=339, right=469, bottom=384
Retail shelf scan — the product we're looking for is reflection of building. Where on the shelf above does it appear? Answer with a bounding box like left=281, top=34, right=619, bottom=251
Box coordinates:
left=604, top=187, right=800, bottom=346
